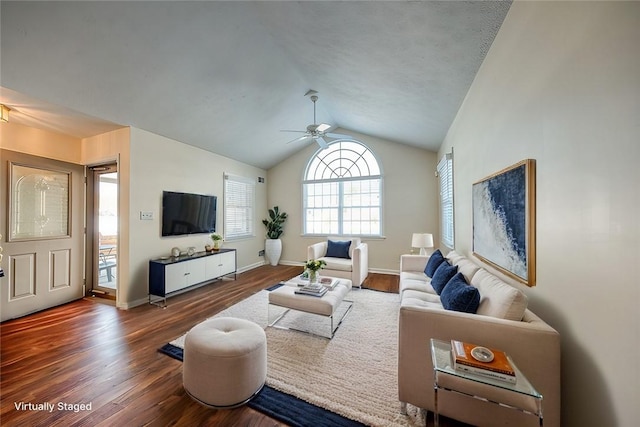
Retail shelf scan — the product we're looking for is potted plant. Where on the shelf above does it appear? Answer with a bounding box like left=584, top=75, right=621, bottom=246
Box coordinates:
left=210, top=233, right=223, bottom=251
left=262, top=206, right=288, bottom=266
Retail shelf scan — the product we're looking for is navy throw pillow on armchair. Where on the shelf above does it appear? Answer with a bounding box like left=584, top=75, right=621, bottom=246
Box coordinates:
left=424, top=249, right=445, bottom=277
left=440, top=272, right=480, bottom=314
left=326, top=240, right=351, bottom=259
left=430, top=261, right=458, bottom=295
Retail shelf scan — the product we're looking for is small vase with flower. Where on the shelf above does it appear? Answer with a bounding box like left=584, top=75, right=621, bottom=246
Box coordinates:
left=305, top=259, right=327, bottom=284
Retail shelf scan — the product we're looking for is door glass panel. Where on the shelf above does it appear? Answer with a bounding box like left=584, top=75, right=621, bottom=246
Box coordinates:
left=97, top=171, right=118, bottom=290
left=10, top=163, right=70, bottom=241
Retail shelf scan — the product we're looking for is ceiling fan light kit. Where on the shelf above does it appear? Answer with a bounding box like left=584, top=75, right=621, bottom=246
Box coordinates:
left=282, top=90, right=351, bottom=149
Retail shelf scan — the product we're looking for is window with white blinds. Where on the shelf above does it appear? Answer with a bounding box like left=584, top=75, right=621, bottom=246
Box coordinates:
left=437, top=152, right=454, bottom=248
left=224, top=173, right=255, bottom=240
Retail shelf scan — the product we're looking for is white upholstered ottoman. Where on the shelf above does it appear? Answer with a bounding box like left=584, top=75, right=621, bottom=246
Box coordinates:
left=183, top=317, right=267, bottom=408
left=268, top=278, right=353, bottom=339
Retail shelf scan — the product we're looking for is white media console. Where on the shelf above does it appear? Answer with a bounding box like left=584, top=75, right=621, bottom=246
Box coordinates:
left=148, top=248, right=236, bottom=306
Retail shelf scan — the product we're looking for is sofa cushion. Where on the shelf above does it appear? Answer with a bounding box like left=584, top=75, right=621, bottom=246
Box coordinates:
left=424, top=249, right=445, bottom=277
left=399, top=273, right=436, bottom=295
left=401, top=290, right=442, bottom=310
left=431, top=261, right=458, bottom=295
left=452, top=258, right=481, bottom=283
left=445, top=250, right=465, bottom=264
left=319, top=256, right=353, bottom=272
left=326, top=239, right=351, bottom=259
left=471, top=269, right=528, bottom=321
left=400, top=271, right=430, bottom=282
left=440, top=272, right=480, bottom=313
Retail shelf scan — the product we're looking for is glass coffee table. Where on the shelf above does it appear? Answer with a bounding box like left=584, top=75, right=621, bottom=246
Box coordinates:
left=430, top=339, right=543, bottom=426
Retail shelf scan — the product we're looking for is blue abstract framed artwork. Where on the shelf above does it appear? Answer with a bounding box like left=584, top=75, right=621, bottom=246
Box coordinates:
left=473, top=159, right=536, bottom=286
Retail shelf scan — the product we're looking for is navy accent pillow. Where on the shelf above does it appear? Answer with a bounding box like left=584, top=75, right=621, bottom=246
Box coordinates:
left=440, top=273, right=480, bottom=314
left=430, top=261, right=458, bottom=295
left=326, top=240, right=351, bottom=259
left=424, top=249, right=445, bottom=278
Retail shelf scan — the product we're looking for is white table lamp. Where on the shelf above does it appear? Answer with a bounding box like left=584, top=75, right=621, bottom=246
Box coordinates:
left=412, top=233, right=434, bottom=255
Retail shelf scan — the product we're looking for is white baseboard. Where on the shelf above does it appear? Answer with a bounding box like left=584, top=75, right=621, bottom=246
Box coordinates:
left=368, top=268, right=399, bottom=276
left=118, top=297, right=148, bottom=310
left=236, top=261, right=267, bottom=273
left=279, top=260, right=398, bottom=276
left=279, top=259, right=305, bottom=267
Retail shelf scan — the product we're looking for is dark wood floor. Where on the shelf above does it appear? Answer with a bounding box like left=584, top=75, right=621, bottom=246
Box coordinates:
left=1, top=265, right=462, bottom=427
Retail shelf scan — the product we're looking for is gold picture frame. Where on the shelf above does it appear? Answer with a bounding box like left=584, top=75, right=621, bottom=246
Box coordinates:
left=472, top=159, right=536, bottom=286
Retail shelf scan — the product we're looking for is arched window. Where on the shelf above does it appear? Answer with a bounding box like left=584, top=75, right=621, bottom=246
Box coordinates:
left=303, top=140, right=382, bottom=236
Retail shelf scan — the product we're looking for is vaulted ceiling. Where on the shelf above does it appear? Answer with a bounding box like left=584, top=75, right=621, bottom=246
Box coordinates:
left=0, top=1, right=511, bottom=169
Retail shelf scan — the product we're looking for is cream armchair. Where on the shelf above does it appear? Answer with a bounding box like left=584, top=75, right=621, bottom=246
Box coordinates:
left=307, top=237, right=368, bottom=288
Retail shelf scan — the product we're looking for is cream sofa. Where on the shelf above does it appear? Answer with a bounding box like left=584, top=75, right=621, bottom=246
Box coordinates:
left=307, top=237, right=368, bottom=288
left=398, top=250, right=561, bottom=427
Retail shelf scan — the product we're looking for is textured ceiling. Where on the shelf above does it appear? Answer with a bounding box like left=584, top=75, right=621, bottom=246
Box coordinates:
left=0, top=1, right=511, bottom=169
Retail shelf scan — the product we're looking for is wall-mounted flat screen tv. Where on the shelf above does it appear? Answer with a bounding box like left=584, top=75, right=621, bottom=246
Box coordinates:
left=162, top=191, right=217, bottom=237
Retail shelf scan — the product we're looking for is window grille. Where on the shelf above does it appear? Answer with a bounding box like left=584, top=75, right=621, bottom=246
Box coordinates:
left=303, top=140, right=382, bottom=237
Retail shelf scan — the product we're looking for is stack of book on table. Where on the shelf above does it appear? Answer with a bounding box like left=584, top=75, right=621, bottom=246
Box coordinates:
left=295, top=282, right=328, bottom=297
left=319, top=277, right=338, bottom=290
left=451, top=340, right=516, bottom=384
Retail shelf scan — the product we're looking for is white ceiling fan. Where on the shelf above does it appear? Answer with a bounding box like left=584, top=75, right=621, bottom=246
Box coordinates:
left=282, top=90, right=351, bottom=149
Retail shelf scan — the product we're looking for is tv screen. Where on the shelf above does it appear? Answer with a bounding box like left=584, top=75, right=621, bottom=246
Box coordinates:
left=162, top=191, right=217, bottom=237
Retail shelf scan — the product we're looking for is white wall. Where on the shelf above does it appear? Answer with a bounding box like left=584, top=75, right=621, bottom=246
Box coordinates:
left=127, top=128, right=268, bottom=305
left=0, top=121, right=82, bottom=163
left=267, top=129, right=439, bottom=273
left=439, top=2, right=640, bottom=426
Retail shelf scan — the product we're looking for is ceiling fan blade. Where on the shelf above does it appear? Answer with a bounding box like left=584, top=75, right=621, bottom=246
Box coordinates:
left=281, top=129, right=307, bottom=134
left=315, top=136, right=329, bottom=149
left=325, top=132, right=351, bottom=140
left=286, top=135, right=312, bottom=145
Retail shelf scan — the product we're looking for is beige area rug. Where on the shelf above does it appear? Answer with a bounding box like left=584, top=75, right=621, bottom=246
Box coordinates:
left=171, top=288, right=425, bottom=427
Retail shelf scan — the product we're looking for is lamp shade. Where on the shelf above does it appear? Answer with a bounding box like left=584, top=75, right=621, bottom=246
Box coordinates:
left=411, top=233, right=434, bottom=255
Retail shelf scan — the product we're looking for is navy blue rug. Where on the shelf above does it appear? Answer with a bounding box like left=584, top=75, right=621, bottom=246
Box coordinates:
left=266, top=282, right=285, bottom=291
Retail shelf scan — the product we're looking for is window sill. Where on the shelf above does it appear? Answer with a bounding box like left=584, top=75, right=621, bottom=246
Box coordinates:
left=301, top=234, right=386, bottom=240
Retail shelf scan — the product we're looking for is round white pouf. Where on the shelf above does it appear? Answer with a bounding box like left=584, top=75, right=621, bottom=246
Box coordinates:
left=183, top=317, right=267, bottom=408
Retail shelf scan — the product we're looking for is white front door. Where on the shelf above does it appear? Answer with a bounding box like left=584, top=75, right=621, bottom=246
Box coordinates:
left=0, top=150, right=85, bottom=321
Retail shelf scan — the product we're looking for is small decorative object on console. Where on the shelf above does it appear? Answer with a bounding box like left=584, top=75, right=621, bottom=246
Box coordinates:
left=171, top=247, right=181, bottom=257
left=210, top=233, right=223, bottom=251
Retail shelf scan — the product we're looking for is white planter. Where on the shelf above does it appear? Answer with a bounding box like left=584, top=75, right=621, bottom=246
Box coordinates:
left=265, top=238, right=282, bottom=266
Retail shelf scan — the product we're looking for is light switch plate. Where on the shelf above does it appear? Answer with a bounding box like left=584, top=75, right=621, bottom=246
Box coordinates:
left=140, top=211, right=154, bottom=220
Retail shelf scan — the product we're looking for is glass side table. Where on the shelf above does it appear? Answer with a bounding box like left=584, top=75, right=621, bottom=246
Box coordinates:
left=430, top=339, right=543, bottom=427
